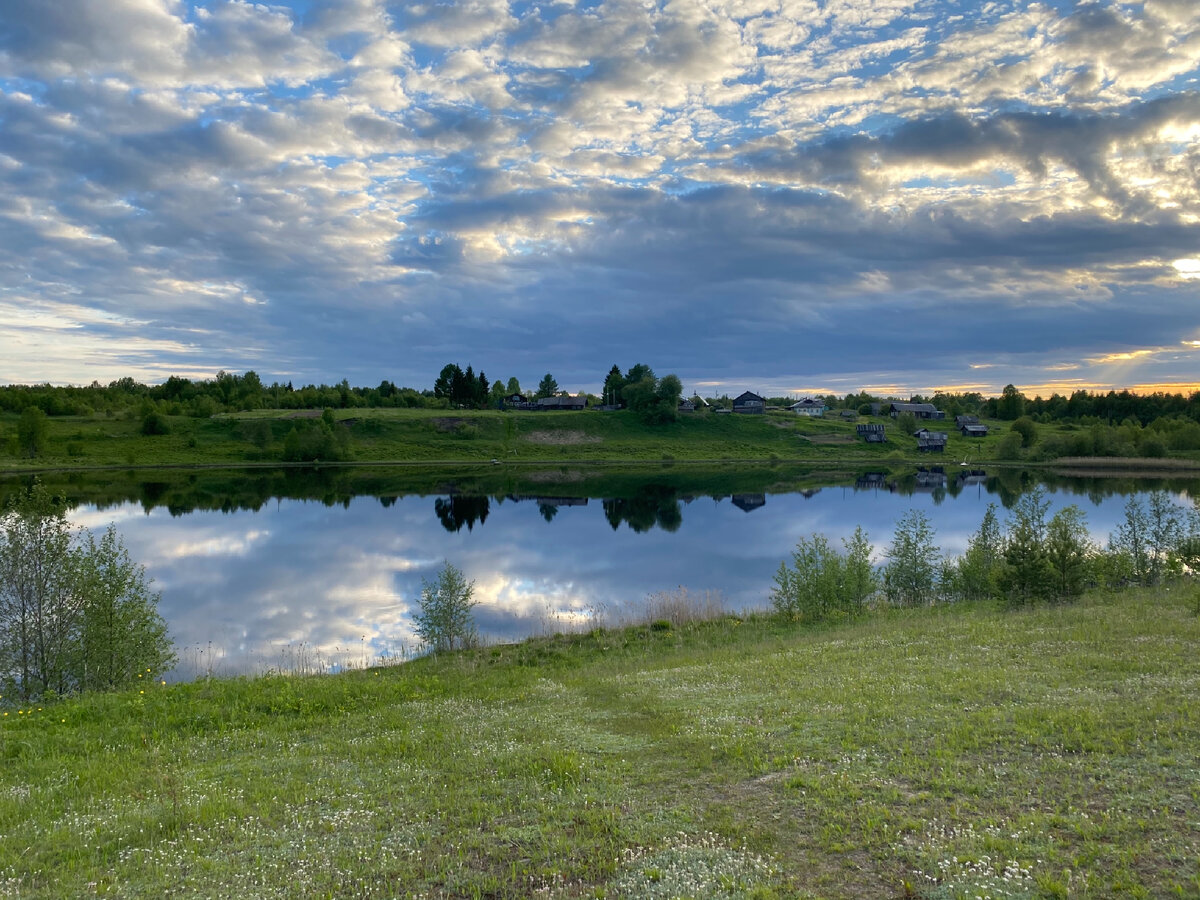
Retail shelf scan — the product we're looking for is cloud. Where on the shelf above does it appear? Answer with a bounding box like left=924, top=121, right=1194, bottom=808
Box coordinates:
left=0, top=0, right=1198, bottom=391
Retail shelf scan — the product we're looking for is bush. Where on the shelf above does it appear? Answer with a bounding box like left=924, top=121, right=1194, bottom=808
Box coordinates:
left=1010, top=416, right=1038, bottom=448
left=141, top=410, right=170, bottom=435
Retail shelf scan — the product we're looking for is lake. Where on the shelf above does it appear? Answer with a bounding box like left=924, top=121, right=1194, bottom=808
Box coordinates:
left=12, top=464, right=1196, bottom=680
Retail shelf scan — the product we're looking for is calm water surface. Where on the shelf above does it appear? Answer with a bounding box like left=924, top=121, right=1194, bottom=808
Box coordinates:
left=54, top=469, right=1196, bottom=679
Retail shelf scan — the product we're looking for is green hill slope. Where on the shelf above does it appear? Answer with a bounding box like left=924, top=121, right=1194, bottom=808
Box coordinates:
left=1, top=589, right=1198, bottom=898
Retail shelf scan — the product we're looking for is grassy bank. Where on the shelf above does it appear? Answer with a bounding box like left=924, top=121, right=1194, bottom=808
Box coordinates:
left=1, top=587, right=1198, bottom=898
left=8, top=406, right=1197, bottom=474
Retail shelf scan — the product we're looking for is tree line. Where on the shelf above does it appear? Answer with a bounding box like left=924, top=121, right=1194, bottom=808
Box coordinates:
left=770, top=489, right=1200, bottom=623
left=2, top=372, right=1200, bottom=432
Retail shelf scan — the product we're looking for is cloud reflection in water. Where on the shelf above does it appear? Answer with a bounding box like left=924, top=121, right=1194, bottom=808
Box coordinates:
left=66, top=482, right=1182, bottom=680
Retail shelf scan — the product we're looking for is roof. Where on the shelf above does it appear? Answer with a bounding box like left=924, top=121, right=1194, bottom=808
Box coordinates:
left=790, top=398, right=824, bottom=409
left=537, top=394, right=585, bottom=408
left=734, top=391, right=765, bottom=404
left=891, top=402, right=939, bottom=415
left=915, top=431, right=949, bottom=448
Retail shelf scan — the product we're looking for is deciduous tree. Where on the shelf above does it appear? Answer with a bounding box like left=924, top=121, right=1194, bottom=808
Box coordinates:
left=413, top=561, right=478, bottom=653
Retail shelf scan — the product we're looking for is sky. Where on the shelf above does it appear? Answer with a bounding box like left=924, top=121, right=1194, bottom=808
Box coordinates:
left=2, top=0, right=1200, bottom=399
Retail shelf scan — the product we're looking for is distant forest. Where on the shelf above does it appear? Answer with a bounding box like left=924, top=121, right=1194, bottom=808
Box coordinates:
left=1, top=370, right=1198, bottom=427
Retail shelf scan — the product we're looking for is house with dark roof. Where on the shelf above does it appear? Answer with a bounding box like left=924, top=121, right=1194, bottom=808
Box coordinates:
left=960, top=423, right=989, bottom=438
left=503, top=393, right=536, bottom=410
left=890, top=402, right=945, bottom=420
left=955, top=415, right=980, bottom=428
left=536, top=394, right=586, bottom=411
left=731, top=493, right=766, bottom=512
left=790, top=397, right=826, bottom=416
left=856, top=423, right=887, bottom=443
left=732, top=391, right=766, bottom=414
left=913, top=428, right=948, bottom=452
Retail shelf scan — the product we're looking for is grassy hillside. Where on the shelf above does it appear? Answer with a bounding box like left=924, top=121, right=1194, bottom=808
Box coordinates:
left=1, top=588, right=1198, bottom=898
left=8, top=406, right=1192, bottom=472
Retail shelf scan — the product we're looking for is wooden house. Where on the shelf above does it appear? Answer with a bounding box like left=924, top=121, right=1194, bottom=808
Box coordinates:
left=732, top=391, right=766, bottom=414
left=731, top=493, right=766, bottom=512
left=955, top=415, right=980, bottom=428
left=890, top=402, right=945, bottom=420
left=913, top=428, right=948, bottom=452
left=678, top=398, right=695, bottom=412
left=914, top=468, right=948, bottom=491
left=856, top=423, right=887, bottom=443
left=960, top=424, right=989, bottom=438
left=790, top=397, right=826, bottom=416
left=536, top=394, right=586, bottom=411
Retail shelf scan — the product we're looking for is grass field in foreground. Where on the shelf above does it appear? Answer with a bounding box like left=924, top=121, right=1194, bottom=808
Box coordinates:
left=1, top=588, right=1198, bottom=898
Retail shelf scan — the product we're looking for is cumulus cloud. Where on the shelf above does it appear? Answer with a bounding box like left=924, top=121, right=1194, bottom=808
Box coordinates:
left=0, top=0, right=1198, bottom=392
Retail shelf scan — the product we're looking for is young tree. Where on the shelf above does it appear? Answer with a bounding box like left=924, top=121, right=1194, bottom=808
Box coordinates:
left=954, top=503, right=1003, bottom=602
left=996, top=487, right=1053, bottom=606
left=0, top=483, right=75, bottom=697
left=841, top=526, right=877, bottom=613
left=1045, top=505, right=1093, bottom=600
left=72, top=526, right=174, bottom=692
left=0, top=482, right=173, bottom=699
left=413, top=561, right=478, bottom=653
left=1146, top=491, right=1184, bottom=583
left=1110, top=496, right=1150, bottom=585
left=884, top=510, right=939, bottom=607
left=770, top=533, right=843, bottom=622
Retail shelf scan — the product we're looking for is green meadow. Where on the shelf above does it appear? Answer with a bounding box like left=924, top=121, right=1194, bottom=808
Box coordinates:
left=1, top=587, right=1197, bottom=898
left=8, top=405, right=1182, bottom=472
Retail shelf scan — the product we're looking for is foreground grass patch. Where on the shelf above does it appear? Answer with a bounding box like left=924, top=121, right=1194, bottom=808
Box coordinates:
left=1, top=589, right=1198, bottom=897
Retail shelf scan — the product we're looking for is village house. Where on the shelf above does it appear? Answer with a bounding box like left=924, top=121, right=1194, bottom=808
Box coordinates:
left=536, top=394, right=586, bottom=411
left=856, top=423, right=887, bottom=443
left=790, top=397, right=826, bottom=416
left=960, top=423, right=989, bottom=438
left=732, top=391, right=766, bottom=414
left=889, top=402, right=946, bottom=420
left=913, top=428, right=949, bottom=452
left=503, top=393, right=536, bottom=410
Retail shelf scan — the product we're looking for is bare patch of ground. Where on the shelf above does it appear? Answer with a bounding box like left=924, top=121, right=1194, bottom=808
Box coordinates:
left=433, top=417, right=467, bottom=432
left=283, top=410, right=322, bottom=419
left=808, top=434, right=856, bottom=445
left=525, top=430, right=603, bottom=445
